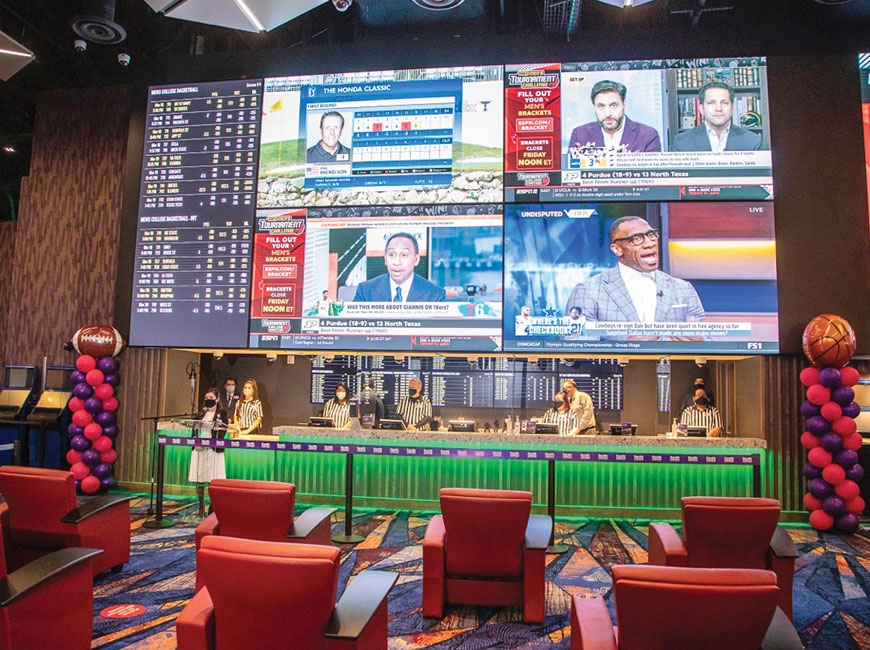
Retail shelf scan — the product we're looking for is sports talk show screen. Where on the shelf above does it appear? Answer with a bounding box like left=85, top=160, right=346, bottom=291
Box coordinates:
left=130, top=57, right=778, bottom=355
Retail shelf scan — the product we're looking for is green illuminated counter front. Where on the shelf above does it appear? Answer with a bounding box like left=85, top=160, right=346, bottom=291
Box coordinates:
left=155, top=424, right=766, bottom=519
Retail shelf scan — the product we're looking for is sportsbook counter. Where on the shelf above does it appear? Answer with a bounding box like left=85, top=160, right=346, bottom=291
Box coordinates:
left=155, top=423, right=766, bottom=519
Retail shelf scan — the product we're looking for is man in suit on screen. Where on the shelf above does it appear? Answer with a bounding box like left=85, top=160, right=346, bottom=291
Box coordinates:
left=568, top=80, right=662, bottom=153
left=580, top=217, right=705, bottom=338
left=353, top=232, right=446, bottom=302
left=671, top=81, right=762, bottom=152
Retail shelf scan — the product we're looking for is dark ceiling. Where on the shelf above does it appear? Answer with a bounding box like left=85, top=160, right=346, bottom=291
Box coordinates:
left=1, top=0, right=869, bottom=192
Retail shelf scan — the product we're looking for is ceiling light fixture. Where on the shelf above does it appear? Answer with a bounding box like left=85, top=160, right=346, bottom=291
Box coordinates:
left=332, top=0, right=354, bottom=11
left=233, top=0, right=266, bottom=31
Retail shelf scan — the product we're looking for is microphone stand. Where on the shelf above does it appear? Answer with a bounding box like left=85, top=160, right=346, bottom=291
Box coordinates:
left=142, top=412, right=195, bottom=527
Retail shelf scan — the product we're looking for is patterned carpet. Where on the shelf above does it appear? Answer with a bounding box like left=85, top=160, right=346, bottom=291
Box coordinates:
left=86, top=496, right=870, bottom=649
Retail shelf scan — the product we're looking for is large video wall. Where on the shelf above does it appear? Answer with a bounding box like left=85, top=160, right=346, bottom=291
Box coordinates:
left=130, top=56, right=778, bottom=355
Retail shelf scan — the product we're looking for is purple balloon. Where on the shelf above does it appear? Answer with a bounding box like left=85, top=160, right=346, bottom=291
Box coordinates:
left=846, top=464, right=865, bottom=482
left=73, top=382, right=94, bottom=399
left=74, top=479, right=81, bottom=491
left=103, top=373, right=121, bottom=387
left=97, top=357, right=119, bottom=374
left=81, top=449, right=101, bottom=467
left=836, top=513, right=860, bottom=534
left=818, top=367, right=842, bottom=388
left=70, top=435, right=91, bottom=451
left=84, top=396, right=103, bottom=414
left=800, top=400, right=822, bottom=419
left=821, top=432, right=844, bottom=454
left=803, top=462, right=823, bottom=480
left=831, top=386, right=855, bottom=407
left=68, top=423, right=84, bottom=438
left=70, top=370, right=86, bottom=385
left=806, top=416, right=831, bottom=436
left=809, top=477, right=833, bottom=499
left=842, top=402, right=861, bottom=419
left=823, top=495, right=846, bottom=517
left=92, top=463, right=112, bottom=479
left=100, top=476, right=117, bottom=490
left=835, top=449, right=859, bottom=468
left=95, top=411, right=116, bottom=427
left=102, top=425, right=119, bottom=439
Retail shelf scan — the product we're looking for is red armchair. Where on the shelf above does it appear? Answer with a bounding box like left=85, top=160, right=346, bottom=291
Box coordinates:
left=0, top=465, right=130, bottom=576
left=176, top=536, right=397, bottom=650
left=647, top=496, right=797, bottom=619
left=570, top=565, right=802, bottom=650
left=0, top=521, right=102, bottom=650
left=422, top=487, right=551, bottom=623
left=194, top=478, right=335, bottom=589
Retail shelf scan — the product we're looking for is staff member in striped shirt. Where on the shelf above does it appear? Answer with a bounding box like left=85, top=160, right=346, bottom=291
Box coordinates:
left=322, top=382, right=352, bottom=429
left=542, top=392, right=580, bottom=436
left=679, top=387, right=723, bottom=437
left=396, top=377, right=433, bottom=431
left=232, top=378, right=263, bottom=437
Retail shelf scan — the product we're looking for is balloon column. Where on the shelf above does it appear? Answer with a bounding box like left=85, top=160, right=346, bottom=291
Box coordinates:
left=65, top=325, right=126, bottom=494
left=800, top=314, right=864, bottom=533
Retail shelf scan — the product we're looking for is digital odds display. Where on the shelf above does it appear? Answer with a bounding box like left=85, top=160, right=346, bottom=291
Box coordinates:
left=130, top=57, right=778, bottom=355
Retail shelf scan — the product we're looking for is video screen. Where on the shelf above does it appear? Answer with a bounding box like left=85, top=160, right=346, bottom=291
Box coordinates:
left=258, top=66, right=504, bottom=208
left=859, top=53, right=870, bottom=223
left=504, top=58, right=772, bottom=203
left=249, top=203, right=503, bottom=352
left=502, top=201, right=779, bottom=354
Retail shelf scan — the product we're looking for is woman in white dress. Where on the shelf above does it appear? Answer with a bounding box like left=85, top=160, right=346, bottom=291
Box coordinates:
left=188, top=387, right=227, bottom=516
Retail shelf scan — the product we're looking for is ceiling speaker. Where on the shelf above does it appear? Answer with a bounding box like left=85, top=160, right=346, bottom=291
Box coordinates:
left=410, top=0, right=467, bottom=9
left=70, top=0, right=127, bottom=44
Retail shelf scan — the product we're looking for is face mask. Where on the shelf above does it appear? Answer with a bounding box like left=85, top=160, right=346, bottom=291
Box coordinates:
left=336, top=391, right=346, bottom=400
left=695, top=397, right=708, bottom=406
left=204, top=398, right=217, bottom=408
left=226, top=386, right=235, bottom=395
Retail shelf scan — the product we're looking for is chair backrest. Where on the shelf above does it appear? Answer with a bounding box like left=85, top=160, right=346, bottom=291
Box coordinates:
left=208, top=478, right=296, bottom=542
left=198, top=536, right=341, bottom=650
left=0, top=466, right=77, bottom=548
left=439, top=487, right=531, bottom=579
left=612, top=564, right=779, bottom=650
left=681, top=496, right=781, bottom=569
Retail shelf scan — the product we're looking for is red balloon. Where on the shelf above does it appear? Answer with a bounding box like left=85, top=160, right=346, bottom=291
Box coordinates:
left=72, top=409, right=93, bottom=427
left=68, top=396, right=85, bottom=412
left=800, top=431, right=822, bottom=449
left=806, top=384, right=831, bottom=406
left=835, top=479, right=860, bottom=502
left=93, top=435, right=113, bottom=452
left=799, top=367, right=820, bottom=387
left=84, top=422, right=103, bottom=441
left=80, top=475, right=101, bottom=494
left=75, top=354, right=97, bottom=373
left=809, top=508, right=834, bottom=530
left=843, top=432, right=864, bottom=451
left=832, top=416, right=857, bottom=438
left=845, top=496, right=866, bottom=515
left=70, top=462, right=91, bottom=480
left=103, top=396, right=119, bottom=412
left=820, top=401, right=843, bottom=422
left=99, top=449, right=118, bottom=464
left=66, top=449, right=83, bottom=465
left=85, top=368, right=105, bottom=387
left=808, top=447, right=833, bottom=469
left=822, top=463, right=846, bottom=486
left=94, top=383, right=114, bottom=400
left=840, top=366, right=860, bottom=387
left=803, top=492, right=823, bottom=512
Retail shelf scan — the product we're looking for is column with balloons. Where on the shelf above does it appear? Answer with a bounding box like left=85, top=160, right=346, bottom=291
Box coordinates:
left=65, top=325, right=126, bottom=494
left=800, top=314, right=864, bottom=533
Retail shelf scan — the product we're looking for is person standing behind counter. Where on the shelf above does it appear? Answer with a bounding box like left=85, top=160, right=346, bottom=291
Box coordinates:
left=322, top=382, right=352, bottom=429
left=396, top=377, right=433, bottom=431
left=188, top=387, right=227, bottom=517
left=542, top=392, right=580, bottom=436
left=222, top=377, right=239, bottom=420
left=562, top=379, right=597, bottom=434
left=680, top=387, right=723, bottom=437
left=232, top=379, right=263, bottom=437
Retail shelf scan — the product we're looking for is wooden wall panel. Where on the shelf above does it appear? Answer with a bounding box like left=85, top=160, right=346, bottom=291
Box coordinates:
left=0, top=221, right=16, bottom=370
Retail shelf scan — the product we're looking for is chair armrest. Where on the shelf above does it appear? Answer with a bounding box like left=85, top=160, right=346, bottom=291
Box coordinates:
left=287, top=507, right=336, bottom=540
left=176, top=586, right=215, bottom=650
left=61, top=494, right=132, bottom=523
left=325, top=570, right=397, bottom=640
left=423, top=514, right=446, bottom=547
left=647, top=522, right=688, bottom=566
left=761, top=607, right=803, bottom=650
left=195, top=514, right=220, bottom=549
left=769, top=526, right=797, bottom=560
left=571, top=594, right=618, bottom=650
left=0, top=547, right=102, bottom=606
left=525, top=514, right=552, bottom=550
